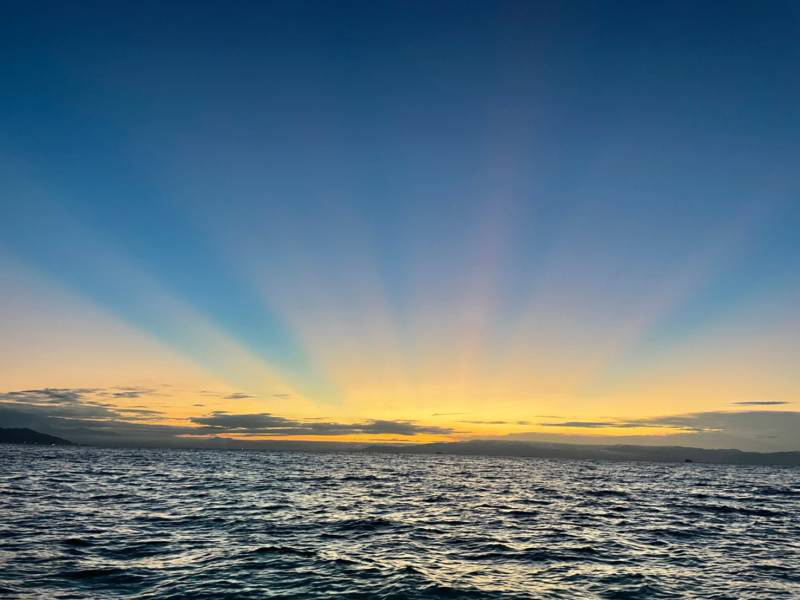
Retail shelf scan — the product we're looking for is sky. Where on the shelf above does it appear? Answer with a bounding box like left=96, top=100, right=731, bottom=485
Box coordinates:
left=1, top=1, right=799, bottom=451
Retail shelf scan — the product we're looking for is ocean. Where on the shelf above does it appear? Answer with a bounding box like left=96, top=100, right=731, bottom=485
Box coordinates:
left=1, top=445, right=798, bottom=598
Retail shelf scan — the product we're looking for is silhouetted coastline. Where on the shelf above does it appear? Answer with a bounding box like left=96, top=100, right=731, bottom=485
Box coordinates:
left=0, top=427, right=72, bottom=446
left=8, top=427, right=798, bottom=466
left=365, top=440, right=800, bottom=466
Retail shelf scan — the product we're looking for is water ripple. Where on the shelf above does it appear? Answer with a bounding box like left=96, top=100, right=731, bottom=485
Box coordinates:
left=1, top=446, right=799, bottom=598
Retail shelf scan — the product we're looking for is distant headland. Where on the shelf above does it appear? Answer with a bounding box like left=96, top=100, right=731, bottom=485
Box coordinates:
left=365, top=440, right=800, bottom=466
left=0, top=427, right=73, bottom=446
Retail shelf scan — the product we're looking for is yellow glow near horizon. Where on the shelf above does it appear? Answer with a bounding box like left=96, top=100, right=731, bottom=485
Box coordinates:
left=1, top=256, right=797, bottom=449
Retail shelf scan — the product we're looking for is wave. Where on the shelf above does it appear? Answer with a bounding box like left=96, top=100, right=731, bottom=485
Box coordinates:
left=2, top=445, right=798, bottom=599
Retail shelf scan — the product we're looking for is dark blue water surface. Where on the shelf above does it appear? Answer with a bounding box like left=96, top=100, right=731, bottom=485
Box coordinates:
left=1, top=446, right=799, bottom=599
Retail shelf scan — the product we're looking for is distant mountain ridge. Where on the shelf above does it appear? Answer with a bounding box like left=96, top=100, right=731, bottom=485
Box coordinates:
left=2, top=428, right=797, bottom=465
left=365, top=439, right=800, bottom=466
left=0, top=427, right=73, bottom=445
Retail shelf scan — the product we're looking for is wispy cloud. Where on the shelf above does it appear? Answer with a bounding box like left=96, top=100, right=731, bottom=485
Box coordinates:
left=109, top=387, right=159, bottom=399
left=224, top=393, right=255, bottom=400
left=539, top=420, right=668, bottom=429
left=506, top=410, right=800, bottom=452
left=197, top=390, right=258, bottom=400
left=731, top=401, right=790, bottom=406
left=1, top=388, right=99, bottom=404
left=458, top=420, right=530, bottom=425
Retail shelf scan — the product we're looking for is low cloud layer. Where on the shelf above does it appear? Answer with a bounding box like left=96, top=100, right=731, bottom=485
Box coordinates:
left=190, top=412, right=453, bottom=436
left=0, top=388, right=165, bottom=421
left=506, top=410, right=800, bottom=452
left=2, top=387, right=797, bottom=452
left=0, top=387, right=452, bottom=446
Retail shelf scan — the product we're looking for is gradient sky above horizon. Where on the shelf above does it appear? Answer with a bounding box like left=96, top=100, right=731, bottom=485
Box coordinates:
left=1, top=1, right=799, bottom=450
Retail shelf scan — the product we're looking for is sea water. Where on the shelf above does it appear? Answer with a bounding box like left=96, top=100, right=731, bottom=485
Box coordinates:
left=1, top=445, right=798, bottom=598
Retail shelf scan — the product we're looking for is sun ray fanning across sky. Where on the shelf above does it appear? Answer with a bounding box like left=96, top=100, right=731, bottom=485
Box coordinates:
left=1, top=0, right=799, bottom=450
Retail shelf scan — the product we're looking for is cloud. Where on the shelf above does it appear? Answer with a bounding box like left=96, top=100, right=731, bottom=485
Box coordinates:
left=190, top=413, right=453, bottom=436
left=1, top=400, right=115, bottom=420
left=1, top=387, right=165, bottom=416
left=6, top=386, right=794, bottom=452
left=540, top=421, right=616, bottom=428
left=362, top=420, right=452, bottom=435
left=539, top=420, right=669, bottom=429
left=0, top=388, right=99, bottom=404
left=195, top=390, right=260, bottom=400
left=458, top=420, right=530, bottom=425
left=272, top=393, right=292, bottom=400
left=504, top=410, right=800, bottom=452
left=0, top=387, right=170, bottom=436
left=0, top=387, right=452, bottom=445
left=191, top=412, right=296, bottom=429
left=114, top=408, right=165, bottom=420
left=112, top=391, right=146, bottom=398
left=731, top=401, right=790, bottom=406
